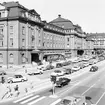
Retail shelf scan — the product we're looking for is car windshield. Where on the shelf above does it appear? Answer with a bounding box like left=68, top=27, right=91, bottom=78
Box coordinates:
left=54, top=70, right=61, bottom=73
left=62, top=99, right=71, bottom=105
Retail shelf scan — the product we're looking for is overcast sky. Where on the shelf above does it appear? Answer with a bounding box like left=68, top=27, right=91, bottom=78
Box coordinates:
left=1, top=0, right=105, bottom=33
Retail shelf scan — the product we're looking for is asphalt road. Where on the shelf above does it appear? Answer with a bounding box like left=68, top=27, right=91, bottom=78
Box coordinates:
left=1, top=60, right=105, bottom=105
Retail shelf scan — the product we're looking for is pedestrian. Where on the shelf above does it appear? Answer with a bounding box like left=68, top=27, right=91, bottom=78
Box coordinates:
left=14, top=85, right=20, bottom=97
left=1, top=76, right=5, bottom=84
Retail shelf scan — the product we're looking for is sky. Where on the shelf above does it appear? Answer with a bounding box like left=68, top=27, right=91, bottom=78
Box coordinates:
left=1, top=0, right=105, bottom=33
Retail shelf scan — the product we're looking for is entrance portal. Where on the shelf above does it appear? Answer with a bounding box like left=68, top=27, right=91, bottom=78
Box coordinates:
left=77, top=50, right=84, bottom=56
left=31, top=53, right=39, bottom=63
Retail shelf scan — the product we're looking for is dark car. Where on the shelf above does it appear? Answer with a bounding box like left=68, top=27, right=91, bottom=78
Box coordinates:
left=63, top=68, right=72, bottom=74
left=55, top=77, right=71, bottom=87
left=62, top=61, right=71, bottom=66
left=46, top=64, right=54, bottom=70
left=0, top=70, right=7, bottom=75
left=90, top=66, right=98, bottom=72
left=56, top=63, right=63, bottom=68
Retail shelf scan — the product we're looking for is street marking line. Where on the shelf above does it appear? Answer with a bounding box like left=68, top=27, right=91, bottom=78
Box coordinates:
left=56, top=68, right=105, bottom=96
left=13, top=94, right=33, bottom=103
left=82, top=84, right=96, bottom=95
left=28, top=96, right=46, bottom=105
left=82, top=73, right=105, bottom=95
left=50, top=99, right=61, bottom=105
left=20, top=95, right=39, bottom=104
left=95, top=91, right=105, bottom=105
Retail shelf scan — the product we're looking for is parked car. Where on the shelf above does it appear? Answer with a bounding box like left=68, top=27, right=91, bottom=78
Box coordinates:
left=71, top=65, right=80, bottom=72
left=90, top=66, right=98, bottom=72
left=83, top=62, right=89, bottom=67
left=79, top=63, right=85, bottom=69
left=56, top=63, right=63, bottom=68
left=7, top=74, right=27, bottom=83
left=62, top=61, right=71, bottom=66
left=0, top=70, right=7, bottom=75
left=45, top=64, right=55, bottom=70
left=60, top=95, right=86, bottom=105
left=51, top=70, right=65, bottom=76
left=63, top=68, right=72, bottom=74
left=27, top=69, right=43, bottom=75
left=55, top=77, right=71, bottom=87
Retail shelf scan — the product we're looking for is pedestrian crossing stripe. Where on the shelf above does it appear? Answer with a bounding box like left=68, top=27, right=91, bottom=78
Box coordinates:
left=28, top=96, right=46, bottom=105
left=50, top=99, right=62, bottom=105
left=13, top=94, right=33, bottom=103
left=20, top=95, right=39, bottom=104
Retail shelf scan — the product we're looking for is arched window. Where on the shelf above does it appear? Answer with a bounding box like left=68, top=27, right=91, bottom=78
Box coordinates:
left=0, top=53, right=3, bottom=63
left=22, top=53, right=26, bottom=63
left=9, top=53, right=13, bottom=64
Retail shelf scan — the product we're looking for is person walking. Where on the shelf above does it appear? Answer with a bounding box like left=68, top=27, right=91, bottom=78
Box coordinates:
left=14, top=85, right=20, bottom=97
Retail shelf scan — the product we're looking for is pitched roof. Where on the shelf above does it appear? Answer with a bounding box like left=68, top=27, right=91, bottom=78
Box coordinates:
left=49, top=15, right=75, bottom=29
left=3, top=1, right=28, bottom=10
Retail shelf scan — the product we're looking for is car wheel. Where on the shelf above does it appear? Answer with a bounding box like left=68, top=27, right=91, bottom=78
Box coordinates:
left=8, top=80, right=13, bottom=83
left=21, top=79, right=24, bottom=82
left=40, top=72, right=43, bottom=74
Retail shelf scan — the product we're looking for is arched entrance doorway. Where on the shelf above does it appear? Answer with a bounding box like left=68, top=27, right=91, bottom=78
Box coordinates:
left=77, top=50, right=84, bottom=56
left=31, top=53, right=39, bottom=63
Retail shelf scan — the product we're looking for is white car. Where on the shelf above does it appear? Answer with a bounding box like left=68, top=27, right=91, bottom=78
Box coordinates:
left=83, top=62, right=89, bottom=67
left=51, top=70, right=65, bottom=76
left=27, top=68, right=43, bottom=75
left=7, top=74, right=27, bottom=83
left=71, top=66, right=80, bottom=71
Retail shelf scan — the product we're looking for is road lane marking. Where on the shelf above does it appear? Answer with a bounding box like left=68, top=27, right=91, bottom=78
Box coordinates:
left=56, top=68, right=105, bottom=96
left=20, top=95, right=39, bottom=104
left=95, top=91, right=105, bottom=105
left=82, top=84, right=96, bottom=95
left=50, top=99, right=61, bottom=105
left=28, top=96, right=46, bottom=105
left=13, top=94, right=33, bottom=103
left=82, top=74, right=105, bottom=95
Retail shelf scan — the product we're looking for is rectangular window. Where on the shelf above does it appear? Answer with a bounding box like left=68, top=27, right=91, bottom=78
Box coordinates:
left=22, top=39, right=25, bottom=47
left=0, top=53, right=3, bottom=63
left=22, top=26, right=25, bottom=35
left=0, top=40, right=3, bottom=47
left=10, top=38, right=13, bottom=47
left=0, top=28, right=3, bottom=35
left=10, top=26, right=13, bottom=33
left=100, top=40, right=104, bottom=45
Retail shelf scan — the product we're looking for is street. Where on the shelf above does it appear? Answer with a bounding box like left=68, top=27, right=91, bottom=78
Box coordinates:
left=0, top=60, right=105, bottom=105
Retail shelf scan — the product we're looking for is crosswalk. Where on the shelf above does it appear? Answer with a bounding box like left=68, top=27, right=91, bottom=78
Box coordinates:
left=13, top=93, right=61, bottom=105
left=13, top=93, right=87, bottom=105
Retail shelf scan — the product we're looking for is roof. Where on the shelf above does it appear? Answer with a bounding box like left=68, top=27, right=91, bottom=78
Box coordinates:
left=3, top=1, right=27, bottom=10
left=49, top=15, right=75, bottom=29
left=88, top=33, right=105, bottom=36
left=63, top=96, right=76, bottom=101
left=29, top=9, right=40, bottom=16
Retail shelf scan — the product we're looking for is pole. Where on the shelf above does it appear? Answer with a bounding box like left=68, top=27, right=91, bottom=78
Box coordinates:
left=7, top=18, right=8, bottom=69
left=52, top=83, right=55, bottom=95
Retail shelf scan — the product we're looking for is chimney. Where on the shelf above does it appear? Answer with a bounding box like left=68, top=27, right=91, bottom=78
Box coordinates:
left=58, top=14, right=61, bottom=18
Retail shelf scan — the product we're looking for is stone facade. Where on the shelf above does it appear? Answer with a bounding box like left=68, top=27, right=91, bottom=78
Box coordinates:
left=0, top=1, right=94, bottom=67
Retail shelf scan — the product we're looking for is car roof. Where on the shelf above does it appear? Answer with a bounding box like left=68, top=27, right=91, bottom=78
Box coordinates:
left=63, top=96, right=76, bottom=101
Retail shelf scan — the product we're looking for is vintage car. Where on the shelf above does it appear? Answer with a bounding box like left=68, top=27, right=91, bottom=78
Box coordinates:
left=51, top=70, right=65, bottom=76
left=60, top=94, right=86, bottom=105
left=7, top=74, right=27, bottom=83
left=55, top=77, right=71, bottom=87
left=90, top=66, right=98, bottom=72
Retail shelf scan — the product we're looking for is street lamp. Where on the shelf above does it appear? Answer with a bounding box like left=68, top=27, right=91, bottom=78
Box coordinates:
left=6, top=9, right=9, bottom=69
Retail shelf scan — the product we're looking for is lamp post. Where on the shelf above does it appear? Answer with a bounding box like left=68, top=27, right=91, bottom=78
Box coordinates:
left=7, top=12, right=9, bottom=69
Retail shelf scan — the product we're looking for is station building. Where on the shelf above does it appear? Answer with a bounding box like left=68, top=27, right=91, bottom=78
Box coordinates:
left=0, top=1, right=93, bottom=67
